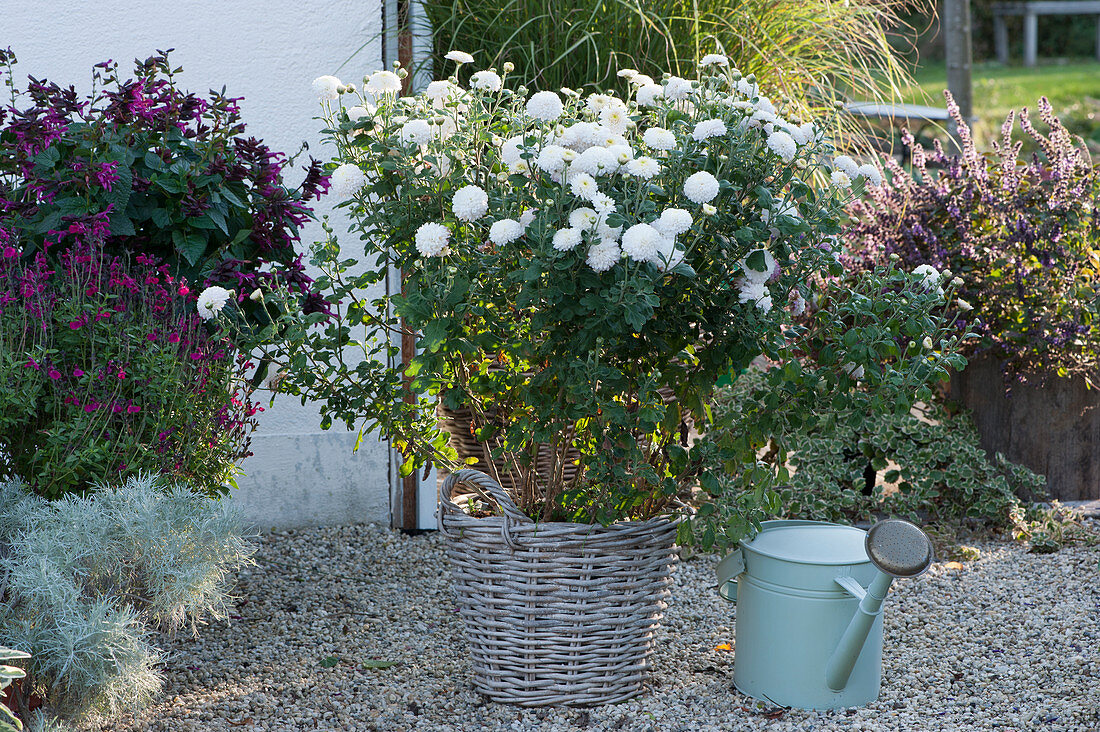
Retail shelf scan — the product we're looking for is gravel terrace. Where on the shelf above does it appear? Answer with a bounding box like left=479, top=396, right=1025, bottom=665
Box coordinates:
left=91, top=523, right=1100, bottom=732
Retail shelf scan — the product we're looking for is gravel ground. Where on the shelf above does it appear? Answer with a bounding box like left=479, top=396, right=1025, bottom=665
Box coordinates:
left=88, top=523, right=1100, bottom=732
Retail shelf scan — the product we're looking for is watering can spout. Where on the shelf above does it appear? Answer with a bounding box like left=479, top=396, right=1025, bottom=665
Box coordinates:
left=824, top=519, right=934, bottom=692
left=825, top=572, right=893, bottom=690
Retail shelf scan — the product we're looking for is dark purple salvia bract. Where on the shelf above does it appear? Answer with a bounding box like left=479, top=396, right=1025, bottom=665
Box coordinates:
left=0, top=49, right=331, bottom=321
left=844, top=92, right=1099, bottom=387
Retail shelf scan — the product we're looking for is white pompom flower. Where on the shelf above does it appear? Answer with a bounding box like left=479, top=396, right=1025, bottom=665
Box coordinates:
left=569, top=207, right=599, bottom=231
left=832, top=155, right=860, bottom=179
left=766, top=130, right=798, bottom=163
left=500, top=135, right=527, bottom=167
left=912, top=264, right=941, bottom=288
left=445, top=50, right=475, bottom=64
left=663, top=76, right=693, bottom=101
left=452, top=185, right=489, bottom=222
left=519, top=209, right=538, bottom=228
left=527, top=91, right=564, bottom=121
left=740, top=249, right=777, bottom=284
left=399, top=119, right=433, bottom=145
left=653, top=236, right=686, bottom=272
left=621, top=223, right=662, bottom=262
left=857, top=163, right=884, bottom=187
left=635, top=84, right=664, bottom=107
left=470, top=70, right=503, bottom=92
left=642, top=127, right=677, bottom=151
left=425, top=80, right=463, bottom=108
left=329, top=163, right=368, bottom=199
left=737, top=278, right=772, bottom=312
left=366, top=70, right=402, bottom=95
left=590, top=193, right=616, bottom=216
left=346, top=105, right=373, bottom=123
left=683, top=171, right=720, bottom=204
left=312, top=75, right=342, bottom=101
left=692, top=119, right=727, bottom=142
left=536, top=145, right=568, bottom=175
left=653, top=208, right=693, bottom=237
left=831, top=170, right=852, bottom=188
left=626, top=156, right=661, bottom=180
left=573, top=147, right=618, bottom=176
left=488, top=218, right=525, bottom=245
left=700, top=54, right=729, bottom=67
left=586, top=240, right=621, bottom=272
left=569, top=172, right=600, bottom=201
left=197, top=286, right=233, bottom=320
left=598, top=105, right=631, bottom=135
left=552, top=227, right=583, bottom=251
left=415, top=222, right=451, bottom=256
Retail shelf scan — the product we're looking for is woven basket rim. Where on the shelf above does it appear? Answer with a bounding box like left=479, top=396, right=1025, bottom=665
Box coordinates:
left=441, top=510, right=684, bottom=533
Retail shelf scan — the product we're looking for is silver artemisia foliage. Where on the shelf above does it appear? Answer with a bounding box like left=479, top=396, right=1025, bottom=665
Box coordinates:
left=0, top=474, right=255, bottom=721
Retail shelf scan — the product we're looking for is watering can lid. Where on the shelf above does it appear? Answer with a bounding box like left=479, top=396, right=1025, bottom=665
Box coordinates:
left=742, top=524, right=869, bottom=566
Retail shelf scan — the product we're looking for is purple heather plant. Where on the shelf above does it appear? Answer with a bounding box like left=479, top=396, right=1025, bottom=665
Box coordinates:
left=0, top=48, right=330, bottom=323
left=845, top=92, right=1100, bottom=387
left=0, top=240, right=261, bottom=499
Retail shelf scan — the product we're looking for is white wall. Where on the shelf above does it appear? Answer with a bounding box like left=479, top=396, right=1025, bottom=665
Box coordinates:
left=4, top=0, right=393, bottom=529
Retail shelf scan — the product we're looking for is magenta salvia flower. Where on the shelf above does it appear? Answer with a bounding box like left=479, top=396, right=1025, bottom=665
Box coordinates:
left=0, top=242, right=260, bottom=497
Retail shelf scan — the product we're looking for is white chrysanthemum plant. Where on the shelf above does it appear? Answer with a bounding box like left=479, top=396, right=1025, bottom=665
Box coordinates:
left=231, top=55, right=966, bottom=544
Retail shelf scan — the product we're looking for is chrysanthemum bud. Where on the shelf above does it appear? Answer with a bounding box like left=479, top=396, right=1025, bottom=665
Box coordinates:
left=249, top=288, right=263, bottom=302
left=922, top=336, right=934, bottom=350
left=496, top=171, right=509, bottom=182
left=745, top=73, right=756, bottom=84
left=344, top=83, right=356, bottom=93
left=889, top=253, right=900, bottom=261
left=397, top=68, right=409, bottom=79
left=702, top=203, right=717, bottom=216
left=491, top=135, right=504, bottom=146
left=503, top=62, right=515, bottom=73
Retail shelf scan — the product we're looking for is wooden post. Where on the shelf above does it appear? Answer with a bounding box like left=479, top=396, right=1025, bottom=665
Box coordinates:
left=943, top=0, right=974, bottom=144
left=994, top=14, right=1009, bottom=64
left=1023, top=10, right=1039, bottom=66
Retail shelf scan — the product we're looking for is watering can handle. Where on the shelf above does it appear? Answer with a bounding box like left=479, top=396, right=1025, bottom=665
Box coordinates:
left=715, top=549, right=744, bottom=602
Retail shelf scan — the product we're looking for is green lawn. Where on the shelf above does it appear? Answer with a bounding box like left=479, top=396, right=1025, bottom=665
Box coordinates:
left=900, top=60, right=1100, bottom=148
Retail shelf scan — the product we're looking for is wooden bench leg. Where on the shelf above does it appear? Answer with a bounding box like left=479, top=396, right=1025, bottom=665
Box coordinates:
left=1096, top=16, right=1100, bottom=63
left=1024, top=12, right=1038, bottom=67
left=994, top=15, right=1009, bottom=65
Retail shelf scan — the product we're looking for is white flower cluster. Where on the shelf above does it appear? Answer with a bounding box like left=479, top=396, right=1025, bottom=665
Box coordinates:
left=831, top=155, right=883, bottom=187
left=737, top=249, right=777, bottom=312
left=320, top=52, right=851, bottom=317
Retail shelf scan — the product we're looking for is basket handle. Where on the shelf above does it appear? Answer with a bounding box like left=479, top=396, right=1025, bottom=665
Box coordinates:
left=438, top=468, right=532, bottom=550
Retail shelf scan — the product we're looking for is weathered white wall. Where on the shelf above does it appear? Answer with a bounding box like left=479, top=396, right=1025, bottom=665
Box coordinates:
left=5, top=0, right=393, bottom=529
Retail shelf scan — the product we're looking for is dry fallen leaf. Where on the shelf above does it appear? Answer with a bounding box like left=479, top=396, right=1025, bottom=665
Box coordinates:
left=715, top=642, right=733, bottom=652
left=228, top=719, right=253, bottom=727
left=944, top=561, right=964, bottom=570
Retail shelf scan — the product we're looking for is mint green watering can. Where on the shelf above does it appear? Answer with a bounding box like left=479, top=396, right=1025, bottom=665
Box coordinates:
left=716, top=519, right=933, bottom=710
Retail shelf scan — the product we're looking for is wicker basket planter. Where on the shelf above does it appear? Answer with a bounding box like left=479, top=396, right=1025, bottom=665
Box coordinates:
left=438, top=469, right=680, bottom=707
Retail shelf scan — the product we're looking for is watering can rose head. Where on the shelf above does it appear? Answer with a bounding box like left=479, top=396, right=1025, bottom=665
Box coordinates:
left=215, top=54, right=968, bottom=535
